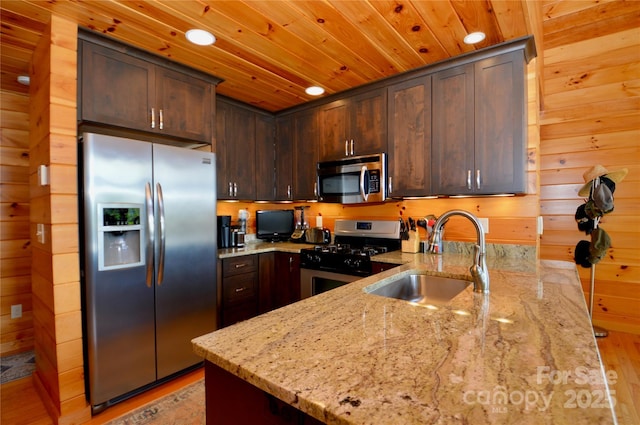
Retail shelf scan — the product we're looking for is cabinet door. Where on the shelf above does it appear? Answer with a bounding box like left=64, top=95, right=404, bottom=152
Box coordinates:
left=318, top=88, right=387, bottom=161
left=274, top=252, right=301, bottom=309
left=275, top=115, right=294, bottom=201
left=474, top=51, right=526, bottom=194
left=155, top=67, right=213, bottom=143
left=319, top=100, right=349, bottom=160
left=387, top=75, right=432, bottom=197
left=81, top=41, right=155, bottom=132
left=350, top=88, right=387, bottom=156
left=215, top=99, right=256, bottom=200
left=431, top=63, right=475, bottom=195
left=255, top=114, right=276, bottom=201
left=292, top=108, right=319, bottom=200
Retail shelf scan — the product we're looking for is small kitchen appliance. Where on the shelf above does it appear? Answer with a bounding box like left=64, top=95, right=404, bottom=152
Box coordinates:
left=304, top=227, right=331, bottom=244
left=217, top=215, right=231, bottom=248
left=300, top=219, right=401, bottom=298
left=290, top=206, right=310, bottom=243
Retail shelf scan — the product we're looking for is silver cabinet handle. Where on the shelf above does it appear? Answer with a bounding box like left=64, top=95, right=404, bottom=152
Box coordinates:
left=234, top=263, right=247, bottom=269
left=156, top=182, right=166, bottom=285
left=287, top=184, right=291, bottom=199
left=313, top=182, right=318, bottom=197
left=150, top=108, right=156, bottom=129
left=233, top=182, right=238, bottom=197
left=476, top=169, right=481, bottom=189
left=159, top=109, right=164, bottom=130
left=350, top=139, right=354, bottom=156
left=145, top=182, right=154, bottom=288
left=467, top=170, right=472, bottom=190
left=289, top=256, right=293, bottom=273
left=235, top=287, right=247, bottom=293
left=344, top=140, right=349, bottom=157
left=388, top=176, right=393, bottom=194
left=228, top=182, right=233, bottom=197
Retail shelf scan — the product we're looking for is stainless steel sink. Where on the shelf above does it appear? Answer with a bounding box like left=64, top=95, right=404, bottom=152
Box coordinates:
left=365, top=273, right=471, bottom=305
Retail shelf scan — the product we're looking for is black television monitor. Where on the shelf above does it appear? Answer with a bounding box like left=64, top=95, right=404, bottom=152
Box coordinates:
left=256, top=209, right=294, bottom=242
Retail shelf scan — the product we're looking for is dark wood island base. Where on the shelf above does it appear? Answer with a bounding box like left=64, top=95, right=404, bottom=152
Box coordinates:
left=205, top=361, right=324, bottom=425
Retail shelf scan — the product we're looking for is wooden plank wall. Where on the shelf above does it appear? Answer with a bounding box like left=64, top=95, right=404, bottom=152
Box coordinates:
left=539, top=1, right=640, bottom=334
left=28, top=15, right=91, bottom=424
left=0, top=90, right=32, bottom=356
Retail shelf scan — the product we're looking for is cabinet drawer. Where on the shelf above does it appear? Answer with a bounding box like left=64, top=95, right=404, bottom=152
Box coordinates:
left=223, top=255, right=258, bottom=277
left=223, top=273, right=257, bottom=305
left=222, top=302, right=258, bottom=328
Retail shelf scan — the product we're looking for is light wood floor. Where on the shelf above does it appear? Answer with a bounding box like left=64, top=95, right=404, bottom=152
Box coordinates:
left=2, top=331, right=639, bottom=425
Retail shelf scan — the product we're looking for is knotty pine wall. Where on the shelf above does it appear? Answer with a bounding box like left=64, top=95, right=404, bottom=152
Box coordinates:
left=539, top=4, right=640, bottom=334
left=1, top=90, right=32, bottom=356
left=28, top=15, right=91, bottom=424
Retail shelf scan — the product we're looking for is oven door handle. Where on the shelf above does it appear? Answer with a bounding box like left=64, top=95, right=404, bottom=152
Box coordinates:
left=359, top=166, right=369, bottom=201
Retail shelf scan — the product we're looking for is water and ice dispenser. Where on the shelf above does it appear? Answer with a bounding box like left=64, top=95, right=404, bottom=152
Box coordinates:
left=98, top=205, right=144, bottom=270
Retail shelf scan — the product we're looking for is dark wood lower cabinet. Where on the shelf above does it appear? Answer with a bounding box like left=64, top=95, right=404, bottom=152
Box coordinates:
left=205, top=361, right=324, bottom=425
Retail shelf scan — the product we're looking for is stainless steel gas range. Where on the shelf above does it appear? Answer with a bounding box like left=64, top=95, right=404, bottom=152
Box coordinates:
left=300, top=219, right=401, bottom=299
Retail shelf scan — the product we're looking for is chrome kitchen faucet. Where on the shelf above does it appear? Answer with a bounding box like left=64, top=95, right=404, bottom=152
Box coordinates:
left=428, top=210, right=490, bottom=294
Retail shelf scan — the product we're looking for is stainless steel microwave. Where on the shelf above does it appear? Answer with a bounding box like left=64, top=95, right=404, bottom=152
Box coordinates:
left=317, top=153, right=387, bottom=204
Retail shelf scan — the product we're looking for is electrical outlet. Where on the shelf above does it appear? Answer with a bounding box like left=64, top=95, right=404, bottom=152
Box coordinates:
left=478, top=218, right=489, bottom=234
left=11, top=304, right=22, bottom=319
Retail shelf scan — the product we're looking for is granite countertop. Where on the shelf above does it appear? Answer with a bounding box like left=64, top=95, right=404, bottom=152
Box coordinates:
left=194, top=251, right=616, bottom=424
left=217, top=240, right=315, bottom=258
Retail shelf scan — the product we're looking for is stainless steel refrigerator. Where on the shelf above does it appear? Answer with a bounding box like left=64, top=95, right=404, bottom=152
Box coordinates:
left=80, top=132, right=217, bottom=412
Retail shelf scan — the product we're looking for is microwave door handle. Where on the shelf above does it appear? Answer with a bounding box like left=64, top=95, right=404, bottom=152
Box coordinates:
left=359, top=166, right=369, bottom=201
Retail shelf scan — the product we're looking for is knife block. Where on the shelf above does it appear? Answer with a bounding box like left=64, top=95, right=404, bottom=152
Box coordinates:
left=401, top=231, right=420, bottom=253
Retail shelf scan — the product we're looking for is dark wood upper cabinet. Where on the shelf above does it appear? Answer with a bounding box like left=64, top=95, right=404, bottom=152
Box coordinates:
left=473, top=51, right=526, bottom=194
left=319, top=88, right=387, bottom=161
left=275, top=109, right=319, bottom=202
left=255, top=114, right=276, bottom=201
left=432, top=50, right=527, bottom=195
left=80, top=38, right=215, bottom=144
left=215, top=98, right=256, bottom=200
left=155, top=67, right=213, bottom=143
left=291, top=108, right=320, bottom=201
left=431, top=63, right=476, bottom=195
left=274, top=114, right=294, bottom=201
left=387, top=75, right=432, bottom=197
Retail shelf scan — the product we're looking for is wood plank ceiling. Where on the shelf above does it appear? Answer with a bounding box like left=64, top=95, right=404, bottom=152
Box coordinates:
left=1, top=0, right=532, bottom=112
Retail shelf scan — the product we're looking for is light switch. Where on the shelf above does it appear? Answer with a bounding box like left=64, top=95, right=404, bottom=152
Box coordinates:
left=537, top=216, right=544, bottom=235
left=38, top=164, right=49, bottom=186
left=11, top=304, right=22, bottom=319
left=36, top=223, right=45, bottom=243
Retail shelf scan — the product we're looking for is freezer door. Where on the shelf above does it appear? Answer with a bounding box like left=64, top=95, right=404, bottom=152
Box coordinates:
left=81, top=133, right=156, bottom=407
left=152, top=144, right=217, bottom=379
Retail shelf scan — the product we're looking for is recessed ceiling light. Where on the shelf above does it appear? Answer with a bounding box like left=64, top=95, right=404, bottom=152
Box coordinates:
left=305, top=86, right=324, bottom=96
left=464, top=31, right=486, bottom=45
left=17, top=75, right=30, bottom=86
left=185, top=29, right=216, bottom=46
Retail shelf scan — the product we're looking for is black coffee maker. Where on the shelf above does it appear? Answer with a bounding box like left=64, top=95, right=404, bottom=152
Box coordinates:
left=217, top=215, right=231, bottom=248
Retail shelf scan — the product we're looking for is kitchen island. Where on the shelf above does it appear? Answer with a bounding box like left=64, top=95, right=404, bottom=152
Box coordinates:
left=192, top=252, right=616, bottom=424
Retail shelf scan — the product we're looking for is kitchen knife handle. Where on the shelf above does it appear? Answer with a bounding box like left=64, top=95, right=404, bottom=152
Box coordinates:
left=145, top=182, right=154, bottom=288
left=156, top=182, right=166, bottom=285
left=467, top=170, right=472, bottom=190
left=159, top=109, right=164, bottom=130
left=150, top=108, right=156, bottom=129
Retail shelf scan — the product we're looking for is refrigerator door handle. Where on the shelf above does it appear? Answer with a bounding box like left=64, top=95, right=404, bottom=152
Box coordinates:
left=145, top=182, right=154, bottom=288
left=156, top=182, right=166, bottom=285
